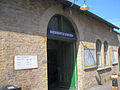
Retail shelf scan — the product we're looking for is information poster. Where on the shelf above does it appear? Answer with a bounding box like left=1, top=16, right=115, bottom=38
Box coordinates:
left=84, top=48, right=96, bottom=68
left=14, top=56, right=38, bottom=70
left=111, top=50, right=118, bottom=64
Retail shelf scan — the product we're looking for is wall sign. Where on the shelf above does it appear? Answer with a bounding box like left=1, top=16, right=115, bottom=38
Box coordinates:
left=47, top=29, right=76, bottom=39
left=14, top=56, right=38, bottom=70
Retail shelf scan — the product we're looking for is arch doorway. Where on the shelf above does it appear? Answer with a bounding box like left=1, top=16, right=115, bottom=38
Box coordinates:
left=47, top=15, right=78, bottom=90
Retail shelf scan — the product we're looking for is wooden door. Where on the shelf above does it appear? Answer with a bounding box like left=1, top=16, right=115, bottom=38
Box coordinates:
left=57, top=42, right=76, bottom=89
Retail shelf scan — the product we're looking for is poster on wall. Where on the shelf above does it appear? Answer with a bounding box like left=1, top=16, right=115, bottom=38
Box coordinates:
left=111, top=50, right=118, bottom=64
left=14, top=55, right=38, bottom=70
left=84, top=48, right=96, bottom=68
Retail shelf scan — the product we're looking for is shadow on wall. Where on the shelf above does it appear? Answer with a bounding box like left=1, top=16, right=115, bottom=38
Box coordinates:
left=95, top=68, right=112, bottom=85
left=0, top=0, right=51, bottom=36
left=0, top=0, right=119, bottom=46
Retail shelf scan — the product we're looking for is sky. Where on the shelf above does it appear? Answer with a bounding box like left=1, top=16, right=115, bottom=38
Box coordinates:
left=68, top=0, right=120, bottom=33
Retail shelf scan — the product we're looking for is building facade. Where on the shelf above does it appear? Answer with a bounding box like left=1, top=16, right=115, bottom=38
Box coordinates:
left=0, top=0, right=119, bottom=90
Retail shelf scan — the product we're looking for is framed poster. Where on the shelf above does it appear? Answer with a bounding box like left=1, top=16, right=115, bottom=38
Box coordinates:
left=111, top=50, right=118, bottom=64
left=14, top=55, right=38, bottom=70
left=84, top=48, right=96, bottom=68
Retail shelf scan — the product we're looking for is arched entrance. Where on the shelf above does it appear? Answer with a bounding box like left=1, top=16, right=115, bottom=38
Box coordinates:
left=47, top=15, right=78, bottom=90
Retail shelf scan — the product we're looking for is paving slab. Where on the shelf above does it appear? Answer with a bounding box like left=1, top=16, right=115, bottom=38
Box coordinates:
left=87, top=78, right=120, bottom=90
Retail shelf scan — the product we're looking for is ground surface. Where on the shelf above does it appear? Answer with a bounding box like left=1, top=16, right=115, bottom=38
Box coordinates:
left=87, top=78, right=120, bottom=90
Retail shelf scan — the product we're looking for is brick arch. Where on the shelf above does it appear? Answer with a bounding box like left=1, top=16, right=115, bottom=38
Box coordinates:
left=39, top=5, right=79, bottom=40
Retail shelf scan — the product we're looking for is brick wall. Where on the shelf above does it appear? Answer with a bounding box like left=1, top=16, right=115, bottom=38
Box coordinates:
left=0, top=0, right=119, bottom=90
left=79, top=41, right=119, bottom=89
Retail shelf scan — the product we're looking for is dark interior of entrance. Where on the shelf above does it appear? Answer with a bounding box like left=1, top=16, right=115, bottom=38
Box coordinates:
left=47, top=39, right=75, bottom=90
left=47, top=14, right=77, bottom=90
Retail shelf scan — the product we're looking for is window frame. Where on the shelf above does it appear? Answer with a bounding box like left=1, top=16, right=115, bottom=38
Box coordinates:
left=96, top=40, right=102, bottom=68
left=104, top=41, right=109, bottom=66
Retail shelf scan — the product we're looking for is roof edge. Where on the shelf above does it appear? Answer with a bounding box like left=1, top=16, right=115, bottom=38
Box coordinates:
left=56, top=0, right=120, bottom=30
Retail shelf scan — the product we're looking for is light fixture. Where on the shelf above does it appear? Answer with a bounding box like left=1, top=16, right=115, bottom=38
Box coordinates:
left=63, top=0, right=89, bottom=11
left=80, top=0, right=89, bottom=11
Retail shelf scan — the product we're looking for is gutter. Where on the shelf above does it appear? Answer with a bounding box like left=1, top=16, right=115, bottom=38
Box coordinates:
left=55, top=0, right=119, bottom=30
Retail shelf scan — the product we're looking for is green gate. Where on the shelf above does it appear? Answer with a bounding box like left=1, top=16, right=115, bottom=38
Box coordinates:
left=57, top=42, right=76, bottom=89
left=119, top=48, right=120, bottom=71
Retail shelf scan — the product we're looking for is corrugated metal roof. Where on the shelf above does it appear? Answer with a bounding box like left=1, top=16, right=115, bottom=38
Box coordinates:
left=56, top=0, right=119, bottom=29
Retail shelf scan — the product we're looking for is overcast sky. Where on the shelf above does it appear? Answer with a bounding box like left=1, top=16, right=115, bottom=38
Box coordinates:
left=68, top=0, right=120, bottom=33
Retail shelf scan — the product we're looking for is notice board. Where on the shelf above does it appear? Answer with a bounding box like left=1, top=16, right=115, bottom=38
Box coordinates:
left=84, top=48, right=96, bottom=68
left=111, top=50, right=118, bottom=64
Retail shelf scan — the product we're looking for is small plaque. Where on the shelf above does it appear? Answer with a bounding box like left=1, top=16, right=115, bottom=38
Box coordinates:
left=14, top=56, right=38, bottom=70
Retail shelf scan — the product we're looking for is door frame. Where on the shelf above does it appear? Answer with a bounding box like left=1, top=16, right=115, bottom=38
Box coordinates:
left=47, top=38, right=78, bottom=89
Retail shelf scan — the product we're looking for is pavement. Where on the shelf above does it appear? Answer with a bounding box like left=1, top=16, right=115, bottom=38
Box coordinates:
left=49, top=78, right=120, bottom=90
left=87, top=78, right=120, bottom=90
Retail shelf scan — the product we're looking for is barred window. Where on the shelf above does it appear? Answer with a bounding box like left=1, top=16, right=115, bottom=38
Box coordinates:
left=104, top=41, right=108, bottom=66
left=96, top=40, right=102, bottom=68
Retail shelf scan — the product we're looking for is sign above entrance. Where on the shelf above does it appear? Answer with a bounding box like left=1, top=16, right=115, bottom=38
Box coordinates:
left=47, top=29, right=76, bottom=39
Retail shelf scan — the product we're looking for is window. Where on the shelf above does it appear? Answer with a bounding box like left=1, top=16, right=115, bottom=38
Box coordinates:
left=104, top=41, right=108, bottom=66
left=96, top=40, right=102, bottom=68
left=48, top=15, right=75, bottom=33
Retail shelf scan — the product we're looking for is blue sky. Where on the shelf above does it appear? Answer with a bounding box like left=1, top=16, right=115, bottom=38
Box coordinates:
left=68, top=0, right=120, bottom=32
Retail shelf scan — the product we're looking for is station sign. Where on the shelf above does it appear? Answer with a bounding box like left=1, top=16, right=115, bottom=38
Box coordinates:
left=47, top=29, right=76, bottom=39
